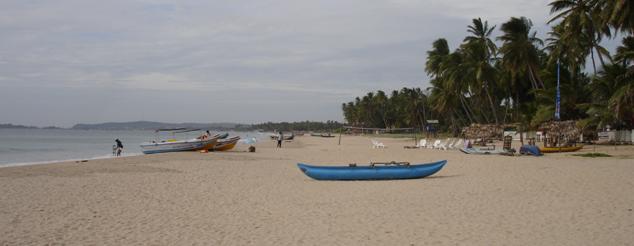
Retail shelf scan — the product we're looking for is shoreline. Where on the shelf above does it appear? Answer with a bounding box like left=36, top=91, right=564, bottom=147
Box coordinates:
left=2, top=136, right=632, bottom=168
left=0, top=152, right=142, bottom=168
left=2, top=137, right=633, bottom=168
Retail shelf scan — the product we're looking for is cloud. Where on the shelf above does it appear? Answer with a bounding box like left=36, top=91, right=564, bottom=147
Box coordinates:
left=0, top=0, right=598, bottom=126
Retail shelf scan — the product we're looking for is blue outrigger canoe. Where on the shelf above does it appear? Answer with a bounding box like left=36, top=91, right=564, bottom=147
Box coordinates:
left=297, top=160, right=446, bottom=181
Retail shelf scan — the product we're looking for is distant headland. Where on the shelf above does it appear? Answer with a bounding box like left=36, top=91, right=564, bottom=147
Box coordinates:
left=1, top=121, right=342, bottom=131
left=0, top=123, right=62, bottom=129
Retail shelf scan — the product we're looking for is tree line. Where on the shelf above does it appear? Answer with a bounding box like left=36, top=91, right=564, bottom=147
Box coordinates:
left=342, top=0, right=634, bottom=137
left=252, top=121, right=343, bottom=132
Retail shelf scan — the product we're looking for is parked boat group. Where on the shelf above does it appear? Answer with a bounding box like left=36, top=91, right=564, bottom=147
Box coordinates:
left=140, top=128, right=241, bottom=154
left=138, top=128, right=586, bottom=181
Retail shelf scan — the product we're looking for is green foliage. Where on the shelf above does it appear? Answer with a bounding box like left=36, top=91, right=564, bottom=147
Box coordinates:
left=253, top=121, right=342, bottom=132
left=342, top=1, right=634, bottom=132
left=342, top=88, right=429, bottom=129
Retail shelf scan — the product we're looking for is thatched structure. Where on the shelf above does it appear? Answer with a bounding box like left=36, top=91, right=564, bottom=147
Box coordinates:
left=539, top=120, right=581, bottom=147
left=461, top=123, right=505, bottom=140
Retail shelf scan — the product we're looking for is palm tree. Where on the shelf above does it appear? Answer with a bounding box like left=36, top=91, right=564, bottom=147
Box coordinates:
left=498, top=17, right=544, bottom=90
left=498, top=17, right=544, bottom=144
left=428, top=78, right=465, bottom=132
left=443, top=51, right=479, bottom=124
left=545, top=23, right=591, bottom=76
left=609, top=82, right=634, bottom=127
left=465, top=18, right=498, bottom=58
left=374, top=90, right=391, bottom=128
left=596, top=0, right=634, bottom=34
left=582, top=36, right=634, bottom=129
left=608, top=37, right=634, bottom=127
left=463, top=18, right=500, bottom=124
left=425, top=39, right=478, bottom=125
left=425, top=38, right=450, bottom=78
left=584, top=64, right=627, bottom=128
left=342, top=102, right=358, bottom=126
left=614, top=36, right=634, bottom=65
left=549, top=0, right=609, bottom=73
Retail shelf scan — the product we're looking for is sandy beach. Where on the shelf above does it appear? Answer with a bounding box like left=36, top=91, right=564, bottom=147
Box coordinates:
left=1, top=135, right=633, bottom=245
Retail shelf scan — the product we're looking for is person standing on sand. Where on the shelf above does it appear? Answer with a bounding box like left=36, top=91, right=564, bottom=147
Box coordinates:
left=115, top=139, right=123, bottom=156
left=277, top=131, right=283, bottom=148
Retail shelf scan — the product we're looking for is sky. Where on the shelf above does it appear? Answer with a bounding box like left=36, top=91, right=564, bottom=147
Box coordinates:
left=0, top=0, right=614, bottom=127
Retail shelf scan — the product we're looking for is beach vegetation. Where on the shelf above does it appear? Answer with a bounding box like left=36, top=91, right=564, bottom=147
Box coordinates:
left=572, top=152, right=613, bottom=157
left=253, top=121, right=343, bottom=132
left=341, top=0, right=634, bottom=139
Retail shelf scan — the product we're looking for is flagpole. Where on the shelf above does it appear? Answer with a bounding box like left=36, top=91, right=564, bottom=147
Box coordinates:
left=555, top=59, right=561, bottom=121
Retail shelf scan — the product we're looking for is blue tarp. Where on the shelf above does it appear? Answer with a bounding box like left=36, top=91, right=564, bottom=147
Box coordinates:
left=520, top=145, right=542, bottom=156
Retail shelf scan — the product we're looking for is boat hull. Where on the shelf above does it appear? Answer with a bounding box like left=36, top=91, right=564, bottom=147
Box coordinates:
left=539, top=145, right=583, bottom=153
left=271, top=135, right=294, bottom=140
left=297, top=160, right=446, bottom=180
left=213, top=137, right=240, bottom=151
left=459, top=147, right=506, bottom=155
left=140, top=138, right=217, bottom=154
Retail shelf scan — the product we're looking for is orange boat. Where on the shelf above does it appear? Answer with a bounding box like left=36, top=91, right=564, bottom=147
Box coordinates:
left=212, top=136, right=240, bottom=151
left=539, top=145, right=583, bottom=153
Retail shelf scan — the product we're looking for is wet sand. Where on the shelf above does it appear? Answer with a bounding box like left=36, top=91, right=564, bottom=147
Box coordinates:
left=1, top=136, right=633, bottom=245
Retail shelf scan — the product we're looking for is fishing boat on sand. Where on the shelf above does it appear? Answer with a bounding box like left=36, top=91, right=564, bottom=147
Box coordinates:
left=270, top=133, right=294, bottom=140
left=310, top=133, right=335, bottom=138
left=212, top=136, right=240, bottom=151
left=217, top=132, right=229, bottom=139
left=539, top=145, right=583, bottom=153
left=460, top=147, right=508, bottom=155
left=297, top=160, right=446, bottom=180
left=140, top=128, right=220, bottom=154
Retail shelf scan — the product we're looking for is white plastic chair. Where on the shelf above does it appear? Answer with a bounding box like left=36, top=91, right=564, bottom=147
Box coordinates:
left=417, top=139, right=427, bottom=149
left=431, top=139, right=441, bottom=149
left=371, top=139, right=386, bottom=149
left=426, top=139, right=435, bottom=149
left=453, top=139, right=463, bottom=149
left=438, top=139, right=449, bottom=150
left=447, top=139, right=456, bottom=149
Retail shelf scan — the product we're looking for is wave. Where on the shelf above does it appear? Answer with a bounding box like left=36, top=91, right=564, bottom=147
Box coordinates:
left=0, top=147, right=67, bottom=153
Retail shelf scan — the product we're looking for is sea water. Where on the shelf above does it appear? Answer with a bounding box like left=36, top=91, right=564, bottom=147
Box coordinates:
left=0, top=128, right=264, bottom=167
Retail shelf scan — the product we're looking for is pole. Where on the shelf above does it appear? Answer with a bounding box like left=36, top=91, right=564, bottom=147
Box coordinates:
left=555, top=59, right=561, bottom=121
left=338, top=127, right=342, bottom=145
left=413, top=128, right=417, bottom=146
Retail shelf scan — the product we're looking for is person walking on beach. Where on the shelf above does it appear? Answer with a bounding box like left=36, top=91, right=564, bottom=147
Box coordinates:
left=115, top=139, right=123, bottom=156
left=276, top=131, right=283, bottom=148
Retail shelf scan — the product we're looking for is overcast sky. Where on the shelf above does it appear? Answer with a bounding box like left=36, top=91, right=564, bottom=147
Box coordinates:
left=0, top=0, right=613, bottom=127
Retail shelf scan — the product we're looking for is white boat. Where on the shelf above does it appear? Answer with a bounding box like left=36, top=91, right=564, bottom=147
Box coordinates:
left=140, top=128, right=220, bottom=154
left=459, top=147, right=507, bottom=155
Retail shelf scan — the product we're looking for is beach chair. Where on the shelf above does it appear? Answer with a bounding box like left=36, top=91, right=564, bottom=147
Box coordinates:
left=418, top=139, right=427, bottom=149
left=453, top=139, right=463, bottom=150
left=447, top=139, right=456, bottom=149
left=437, top=139, right=449, bottom=150
left=431, top=139, right=441, bottom=149
left=426, top=139, right=435, bottom=149
left=371, top=139, right=386, bottom=149
left=404, top=139, right=425, bottom=149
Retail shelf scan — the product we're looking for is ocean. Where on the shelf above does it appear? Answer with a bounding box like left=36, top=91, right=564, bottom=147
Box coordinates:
left=0, top=128, right=264, bottom=167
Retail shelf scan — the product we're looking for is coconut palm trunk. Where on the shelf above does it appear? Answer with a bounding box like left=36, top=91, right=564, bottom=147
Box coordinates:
left=485, top=83, right=499, bottom=125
